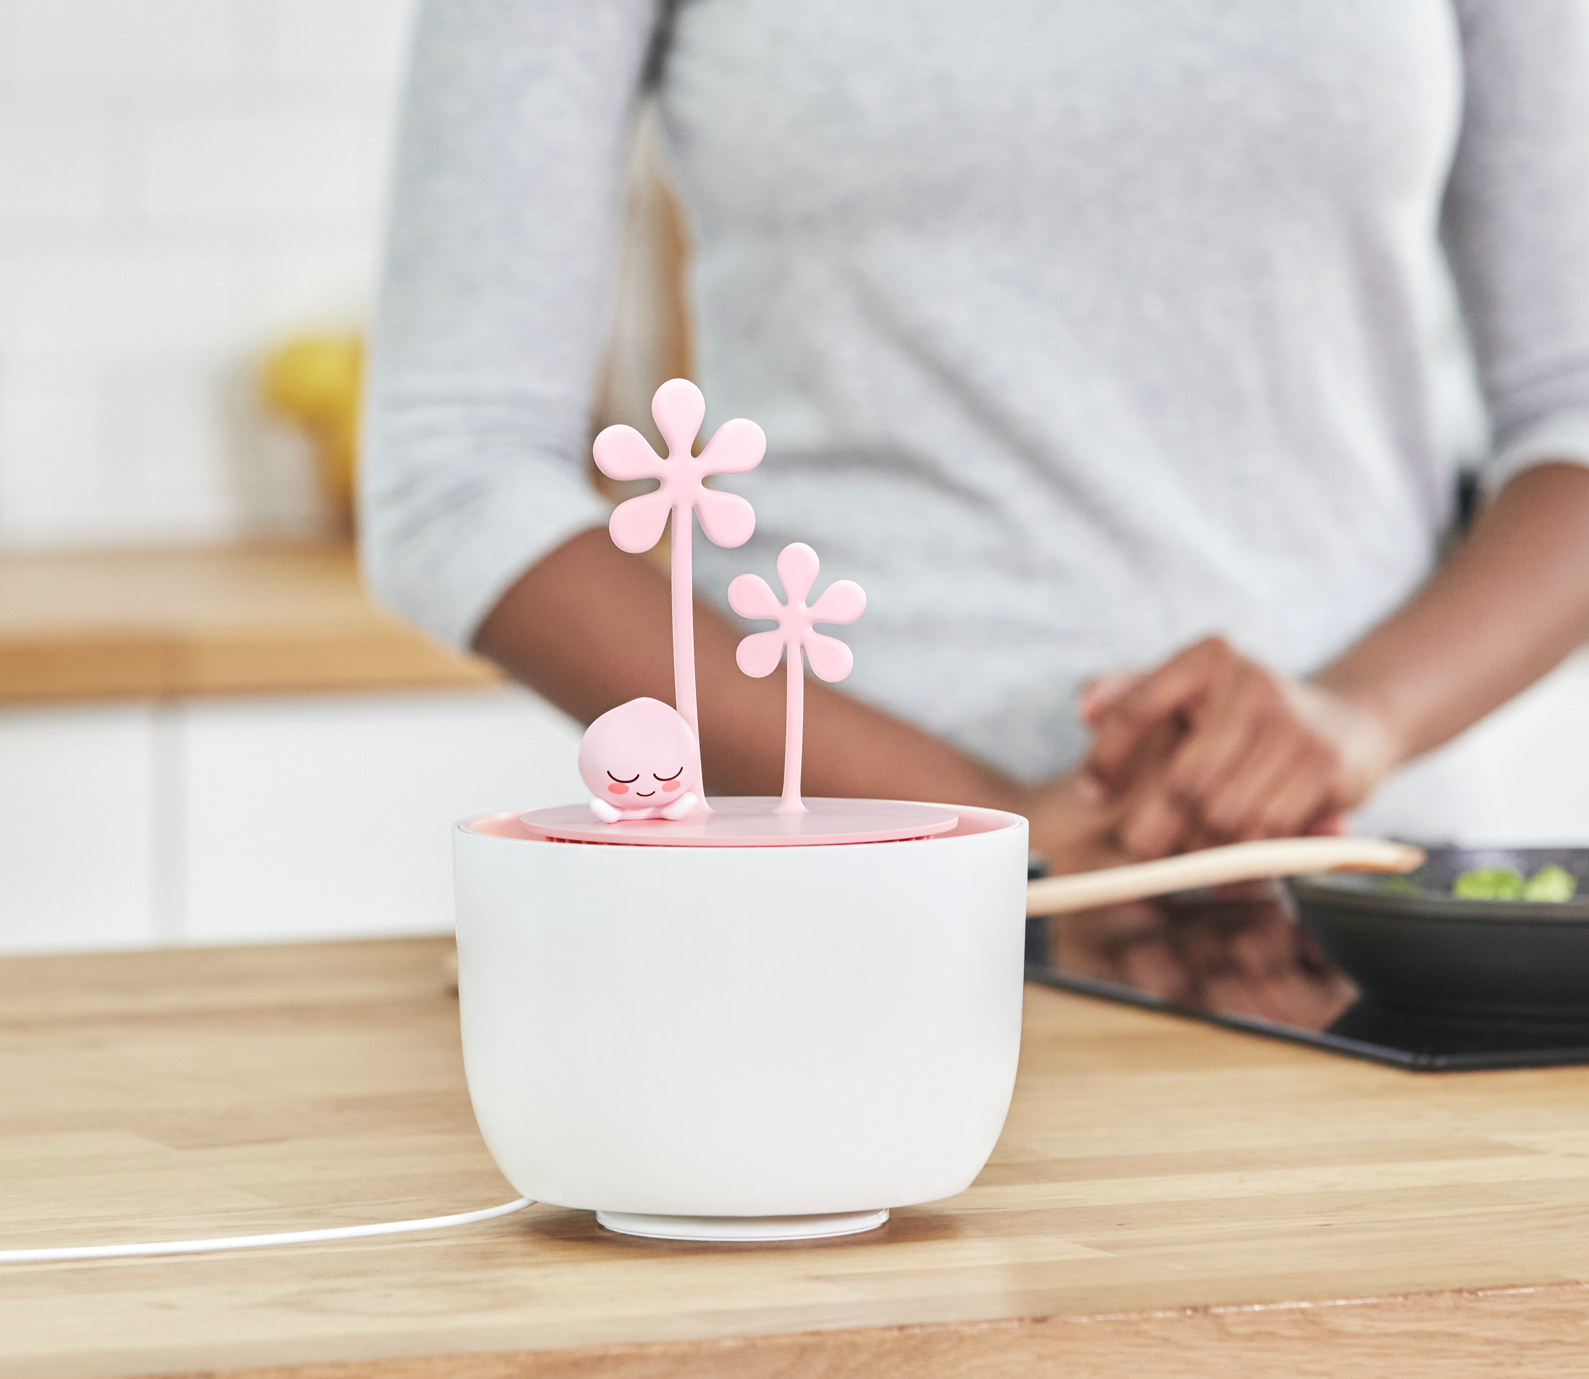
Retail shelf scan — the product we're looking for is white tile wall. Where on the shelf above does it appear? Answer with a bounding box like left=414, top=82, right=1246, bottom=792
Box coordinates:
left=2, top=250, right=242, bottom=358
left=267, top=0, right=416, bottom=83
left=0, top=366, right=104, bottom=512
left=7, top=1, right=237, bottom=91
left=0, top=0, right=419, bottom=547
left=246, top=246, right=380, bottom=337
left=0, top=118, right=110, bottom=223
left=140, top=115, right=382, bottom=227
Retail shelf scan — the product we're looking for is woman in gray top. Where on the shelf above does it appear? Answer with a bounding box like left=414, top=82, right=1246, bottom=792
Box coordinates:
left=363, top=0, right=1589, bottom=871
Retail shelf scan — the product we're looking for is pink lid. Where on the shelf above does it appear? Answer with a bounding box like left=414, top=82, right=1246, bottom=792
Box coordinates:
left=518, top=797, right=959, bottom=848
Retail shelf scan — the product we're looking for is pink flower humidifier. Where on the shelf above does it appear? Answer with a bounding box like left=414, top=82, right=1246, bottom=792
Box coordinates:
left=452, top=380, right=1028, bottom=1242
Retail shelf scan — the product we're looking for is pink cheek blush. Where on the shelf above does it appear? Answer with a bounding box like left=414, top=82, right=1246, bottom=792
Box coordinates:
left=608, top=783, right=629, bottom=795
left=661, top=780, right=681, bottom=792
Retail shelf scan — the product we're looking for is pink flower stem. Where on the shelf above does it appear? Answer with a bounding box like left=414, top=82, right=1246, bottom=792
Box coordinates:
left=778, top=642, right=806, bottom=814
left=671, top=503, right=708, bottom=809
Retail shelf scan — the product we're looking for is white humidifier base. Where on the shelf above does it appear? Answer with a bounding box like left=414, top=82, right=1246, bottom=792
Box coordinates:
left=596, top=1209, right=890, bottom=1242
left=454, top=803, right=1027, bottom=1235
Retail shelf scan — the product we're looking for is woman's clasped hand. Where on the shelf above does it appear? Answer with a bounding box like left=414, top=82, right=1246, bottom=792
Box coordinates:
left=1073, top=637, right=1400, bottom=860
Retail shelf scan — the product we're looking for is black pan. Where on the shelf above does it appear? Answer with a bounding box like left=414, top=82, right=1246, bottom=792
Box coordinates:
left=1288, top=847, right=1589, bottom=1021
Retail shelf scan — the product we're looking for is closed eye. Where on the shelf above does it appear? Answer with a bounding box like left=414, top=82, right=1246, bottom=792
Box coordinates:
left=653, top=767, right=684, bottom=782
left=606, top=771, right=640, bottom=784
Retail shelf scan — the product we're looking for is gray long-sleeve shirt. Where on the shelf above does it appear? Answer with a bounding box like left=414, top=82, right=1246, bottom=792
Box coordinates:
left=363, top=0, right=1589, bottom=792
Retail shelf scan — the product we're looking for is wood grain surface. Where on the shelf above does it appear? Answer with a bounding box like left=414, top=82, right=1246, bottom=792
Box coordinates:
left=2, top=938, right=1588, bottom=1379
left=0, top=544, right=501, bottom=703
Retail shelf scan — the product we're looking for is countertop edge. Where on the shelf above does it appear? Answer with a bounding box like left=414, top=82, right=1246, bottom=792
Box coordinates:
left=136, top=1284, right=1589, bottom=1379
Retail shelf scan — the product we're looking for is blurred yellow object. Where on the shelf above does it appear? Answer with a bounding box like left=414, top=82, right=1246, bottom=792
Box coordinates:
left=260, top=335, right=364, bottom=528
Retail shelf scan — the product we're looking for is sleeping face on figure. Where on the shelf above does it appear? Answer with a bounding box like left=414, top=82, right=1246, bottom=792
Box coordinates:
left=578, top=697, right=701, bottom=822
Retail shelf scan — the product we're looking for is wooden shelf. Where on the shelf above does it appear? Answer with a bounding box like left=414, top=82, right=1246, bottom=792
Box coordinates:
left=0, top=543, right=502, bottom=704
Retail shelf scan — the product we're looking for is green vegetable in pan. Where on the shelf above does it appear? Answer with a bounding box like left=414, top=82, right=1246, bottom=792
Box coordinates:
left=1522, top=863, right=1578, bottom=902
left=1375, top=875, right=1424, bottom=896
left=1451, top=864, right=1578, bottom=902
left=1452, top=867, right=1525, bottom=899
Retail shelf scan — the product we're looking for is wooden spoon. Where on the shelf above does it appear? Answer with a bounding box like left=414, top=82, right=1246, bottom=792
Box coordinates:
left=1026, top=837, right=1424, bottom=917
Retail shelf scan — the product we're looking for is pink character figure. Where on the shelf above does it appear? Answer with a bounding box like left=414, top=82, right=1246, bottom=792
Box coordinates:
left=727, top=543, right=865, bottom=815
left=578, top=697, right=701, bottom=822
left=593, top=380, right=765, bottom=806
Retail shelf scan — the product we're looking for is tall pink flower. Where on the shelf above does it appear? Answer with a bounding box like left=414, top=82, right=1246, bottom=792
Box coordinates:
left=595, top=379, right=764, bottom=555
left=728, top=543, right=866, bottom=812
left=593, top=379, right=765, bottom=792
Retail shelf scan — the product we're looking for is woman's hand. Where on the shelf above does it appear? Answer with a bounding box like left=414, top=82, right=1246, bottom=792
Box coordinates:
left=1080, top=636, right=1400, bottom=859
left=1016, top=766, right=1133, bottom=877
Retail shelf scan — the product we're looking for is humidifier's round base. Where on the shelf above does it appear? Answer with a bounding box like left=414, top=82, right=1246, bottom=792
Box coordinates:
left=595, top=1209, right=889, bottom=1242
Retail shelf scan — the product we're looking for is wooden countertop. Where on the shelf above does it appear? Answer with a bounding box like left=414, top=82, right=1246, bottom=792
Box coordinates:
left=3, top=938, right=1589, bottom=1379
left=0, top=544, right=501, bottom=704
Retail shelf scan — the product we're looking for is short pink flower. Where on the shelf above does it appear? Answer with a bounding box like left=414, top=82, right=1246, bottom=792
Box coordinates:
left=593, top=378, right=765, bottom=552
left=728, top=543, right=866, bottom=683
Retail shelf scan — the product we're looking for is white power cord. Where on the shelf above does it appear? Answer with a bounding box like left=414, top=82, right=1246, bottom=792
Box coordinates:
left=0, top=1196, right=533, bottom=1264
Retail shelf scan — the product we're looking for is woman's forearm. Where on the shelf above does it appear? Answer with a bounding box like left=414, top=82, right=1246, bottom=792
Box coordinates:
left=474, top=526, right=1023, bottom=809
left=1313, top=461, right=1589, bottom=763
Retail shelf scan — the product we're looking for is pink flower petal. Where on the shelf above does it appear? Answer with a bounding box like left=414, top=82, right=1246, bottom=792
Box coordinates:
left=608, top=489, right=672, bottom=554
left=776, top=542, right=820, bottom=605
left=592, top=424, right=665, bottom=481
left=697, top=416, right=766, bottom=475
left=695, top=487, right=756, bottom=548
left=735, top=629, right=787, bottom=678
left=651, top=378, right=705, bottom=458
left=801, top=630, right=854, bottom=683
left=807, top=578, right=866, bottom=625
left=726, top=573, right=783, bottom=621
